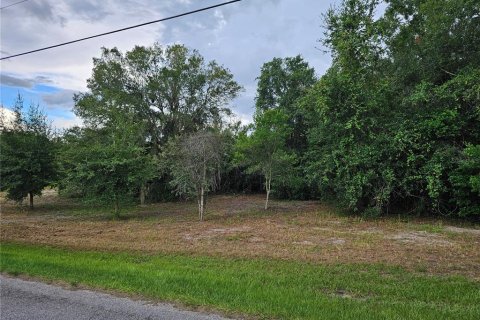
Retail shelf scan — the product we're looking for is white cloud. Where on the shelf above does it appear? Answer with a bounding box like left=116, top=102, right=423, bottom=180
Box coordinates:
left=0, top=105, right=81, bottom=131
left=234, top=112, right=253, bottom=126
left=0, top=107, right=16, bottom=129
left=50, top=114, right=83, bottom=129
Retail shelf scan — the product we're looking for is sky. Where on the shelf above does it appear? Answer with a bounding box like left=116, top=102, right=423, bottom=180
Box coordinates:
left=0, top=0, right=337, bottom=129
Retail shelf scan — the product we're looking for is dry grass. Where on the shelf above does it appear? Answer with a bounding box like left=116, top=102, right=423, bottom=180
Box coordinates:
left=1, top=190, right=479, bottom=279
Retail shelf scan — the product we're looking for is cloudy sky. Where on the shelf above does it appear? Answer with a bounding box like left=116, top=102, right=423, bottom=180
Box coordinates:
left=1, top=0, right=337, bottom=128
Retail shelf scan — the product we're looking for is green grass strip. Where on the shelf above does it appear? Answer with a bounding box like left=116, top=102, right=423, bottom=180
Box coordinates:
left=1, top=242, right=479, bottom=319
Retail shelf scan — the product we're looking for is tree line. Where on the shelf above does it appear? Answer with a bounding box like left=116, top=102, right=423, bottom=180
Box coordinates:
left=1, top=0, right=478, bottom=219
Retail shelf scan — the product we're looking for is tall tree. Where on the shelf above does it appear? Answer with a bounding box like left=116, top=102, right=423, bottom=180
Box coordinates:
left=251, top=56, right=316, bottom=199
left=75, top=43, right=242, bottom=151
left=255, top=56, right=316, bottom=151
left=0, top=96, right=57, bottom=209
left=73, top=44, right=242, bottom=202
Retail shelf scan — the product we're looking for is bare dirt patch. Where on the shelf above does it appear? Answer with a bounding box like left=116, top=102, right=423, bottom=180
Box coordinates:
left=1, top=192, right=479, bottom=279
left=388, top=231, right=453, bottom=246
left=444, top=226, right=480, bottom=235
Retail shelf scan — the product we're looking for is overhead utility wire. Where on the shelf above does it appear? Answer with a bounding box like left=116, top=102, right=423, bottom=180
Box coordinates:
left=0, top=0, right=29, bottom=10
left=0, top=0, right=242, bottom=60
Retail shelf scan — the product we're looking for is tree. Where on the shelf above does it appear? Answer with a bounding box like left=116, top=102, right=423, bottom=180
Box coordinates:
left=60, top=114, right=157, bottom=217
left=73, top=43, right=242, bottom=202
left=302, top=0, right=480, bottom=216
left=0, top=96, right=57, bottom=209
left=235, top=109, right=295, bottom=210
left=75, top=43, right=242, bottom=150
left=251, top=56, right=317, bottom=199
left=255, top=56, right=316, bottom=152
left=165, top=131, right=224, bottom=221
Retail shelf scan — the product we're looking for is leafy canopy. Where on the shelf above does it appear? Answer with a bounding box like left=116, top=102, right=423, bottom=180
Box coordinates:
left=0, top=95, right=57, bottom=208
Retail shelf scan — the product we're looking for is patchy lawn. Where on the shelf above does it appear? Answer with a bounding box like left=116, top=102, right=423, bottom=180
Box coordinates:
left=1, top=190, right=479, bottom=279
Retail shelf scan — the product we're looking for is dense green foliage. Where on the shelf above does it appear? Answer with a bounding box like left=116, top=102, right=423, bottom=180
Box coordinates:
left=297, top=0, right=480, bottom=216
left=59, top=115, right=157, bottom=216
left=235, top=109, right=295, bottom=209
left=74, top=43, right=241, bottom=152
left=61, top=43, right=242, bottom=207
left=254, top=56, right=317, bottom=199
left=2, top=243, right=479, bottom=320
left=255, top=56, right=317, bottom=151
left=234, top=0, right=479, bottom=217
left=0, top=96, right=57, bottom=208
left=3, top=0, right=477, bottom=218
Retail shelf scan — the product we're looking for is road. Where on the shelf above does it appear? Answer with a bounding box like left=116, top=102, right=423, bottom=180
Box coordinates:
left=0, top=275, right=231, bottom=320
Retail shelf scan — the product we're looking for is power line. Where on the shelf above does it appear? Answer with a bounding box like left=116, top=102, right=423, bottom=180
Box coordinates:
left=0, top=0, right=242, bottom=60
left=0, top=0, right=29, bottom=10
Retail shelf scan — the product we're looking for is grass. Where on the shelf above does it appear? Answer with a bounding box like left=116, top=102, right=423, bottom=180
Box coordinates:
left=2, top=193, right=480, bottom=278
left=410, top=222, right=445, bottom=234
left=1, top=242, right=479, bottom=320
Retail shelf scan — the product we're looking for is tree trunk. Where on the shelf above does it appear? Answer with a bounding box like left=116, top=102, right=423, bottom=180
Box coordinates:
left=265, top=169, right=271, bottom=210
left=265, top=188, right=270, bottom=210
left=114, top=195, right=120, bottom=218
left=29, top=192, right=34, bottom=210
left=140, top=183, right=146, bottom=205
left=199, top=157, right=207, bottom=221
left=200, top=186, right=204, bottom=221
left=197, top=191, right=201, bottom=221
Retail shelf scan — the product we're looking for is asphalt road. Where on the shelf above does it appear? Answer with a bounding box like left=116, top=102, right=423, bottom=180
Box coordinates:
left=0, top=275, right=231, bottom=320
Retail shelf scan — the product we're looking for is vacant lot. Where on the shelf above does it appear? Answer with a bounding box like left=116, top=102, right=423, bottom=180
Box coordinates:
left=2, top=191, right=479, bottom=279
